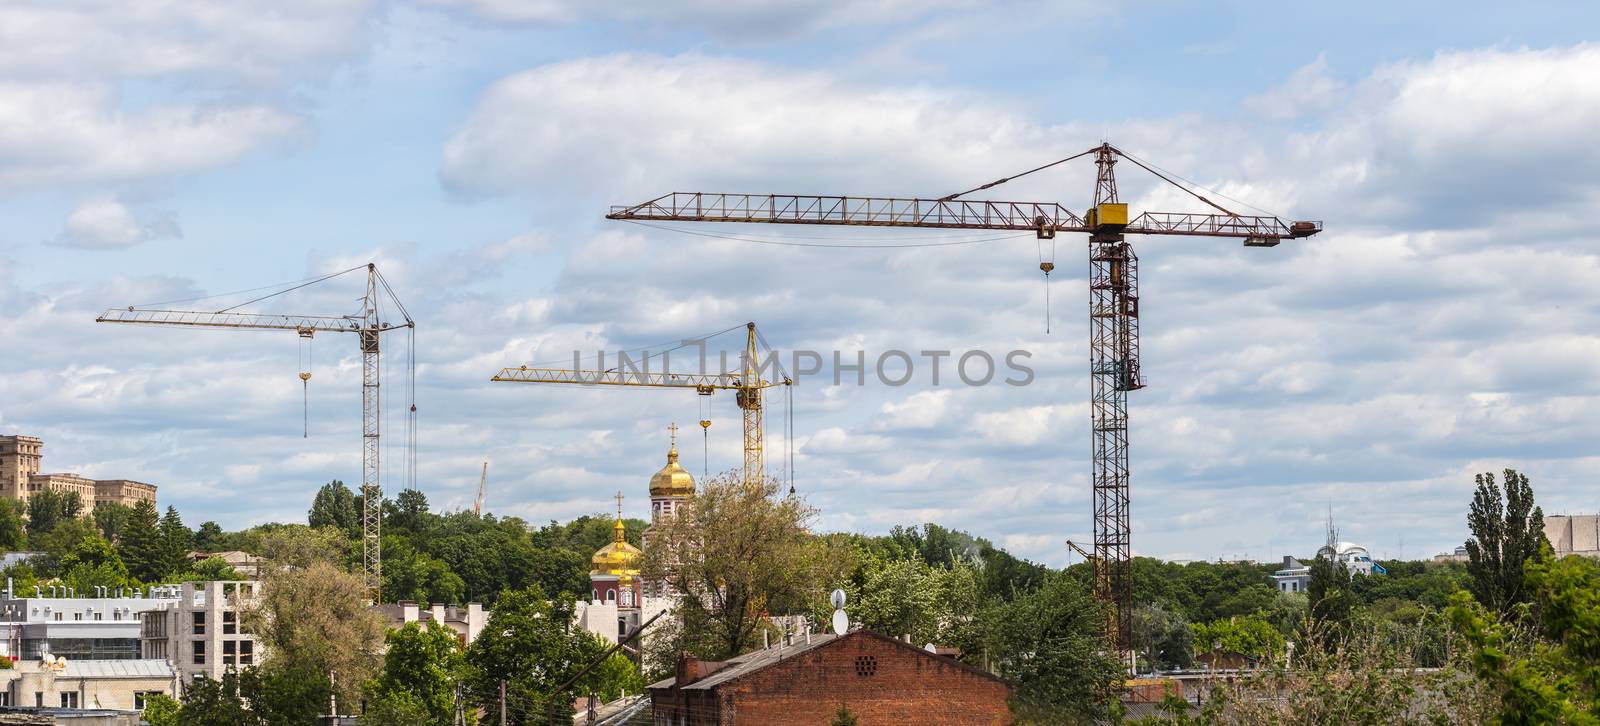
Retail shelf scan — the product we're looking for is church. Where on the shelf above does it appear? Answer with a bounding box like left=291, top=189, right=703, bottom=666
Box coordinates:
left=573, top=425, right=694, bottom=651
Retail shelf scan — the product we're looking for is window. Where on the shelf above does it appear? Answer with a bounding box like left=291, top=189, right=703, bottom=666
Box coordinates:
left=60, top=692, right=79, bottom=708
left=53, top=613, right=61, bottom=621
left=606, top=590, right=616, bottom=603
left=192, top=612, right=206, bottom=635
left=855, top=655, right=878, bottom=677
left=113, top=612, right=122, bottom=621
left=34, top=692, right=42, bottom=708
left=223, top=640, right=236, bottom=665
left=135, top=692, right=163, bottom=710
left=93, top=613, right=101, bottom=621
left=73, top=613, right=82, bottom=621
left=0, top=692, right=9, bottom=706
left=223, top=611, right=237, bottom=635
left=591, top=589, right=598, bottom=602
left=192, top=640, right=206, bottom=665
left=239, top=640, right=254, bottom=666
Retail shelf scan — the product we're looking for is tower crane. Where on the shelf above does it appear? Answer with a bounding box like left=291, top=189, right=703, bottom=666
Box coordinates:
left=491, top=322, right=791, bottom=487
left=475, top=461, right=488, bottom=516
left=603, top=143, right=1321, bottom=656
left=96, top=263, right=414, bottom=601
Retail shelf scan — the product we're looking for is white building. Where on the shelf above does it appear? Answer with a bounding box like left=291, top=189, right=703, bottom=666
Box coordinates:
left=0, top=657, right=175, bottom=711
left=139, top=581, right=260, bottom=682
left=0, top=586, right=178, bottom=662
left=374, top=601, right=487, bottom=647
left=1317, top=541, right=1376, bottom=576
left=1271, top=557, right=1310, bottom=593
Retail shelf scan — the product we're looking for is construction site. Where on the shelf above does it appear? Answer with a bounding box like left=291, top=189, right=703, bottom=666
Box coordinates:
left=4, top=3, right=1596, bottom=724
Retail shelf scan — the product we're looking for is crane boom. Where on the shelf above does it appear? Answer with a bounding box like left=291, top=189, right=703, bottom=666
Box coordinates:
left=95, top=308, right=409, bottom=334
left=607, top=192, right=1320, bottom=241
left=492, top=322, right=789, bottom=487
left=603, top=143, right=1321, bottom=663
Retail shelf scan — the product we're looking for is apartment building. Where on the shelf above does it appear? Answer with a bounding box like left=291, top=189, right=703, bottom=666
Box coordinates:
left=140, top=582, right=259, bottom=681
left=0, top=435, right=157, bottom=514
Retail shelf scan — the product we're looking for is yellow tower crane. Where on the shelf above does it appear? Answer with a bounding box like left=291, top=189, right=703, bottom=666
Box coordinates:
left=490, top=322, right=790, bottom=487
left=95, top=263, right=414, bottom=602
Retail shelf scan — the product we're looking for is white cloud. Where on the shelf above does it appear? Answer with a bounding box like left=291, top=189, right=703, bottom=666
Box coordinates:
left=420, top=0, right=987, bottom=37
left=51, top=199, right=182, bottom=250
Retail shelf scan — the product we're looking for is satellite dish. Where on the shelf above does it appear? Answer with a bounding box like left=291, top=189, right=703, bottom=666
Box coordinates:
left=831, top=609, right=848, bottom=635
left=830, top=588, right=847, bottom=609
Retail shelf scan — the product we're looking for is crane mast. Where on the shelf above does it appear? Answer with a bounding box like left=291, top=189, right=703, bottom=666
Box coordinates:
left=603, top=143, right=1321, bottom=656
left=97, top=263, right=412, bottom=602
left=491, top=322, right=789, bottom=487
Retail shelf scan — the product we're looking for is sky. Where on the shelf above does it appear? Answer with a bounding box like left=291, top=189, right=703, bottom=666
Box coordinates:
left=2, top=1, right=1598, bottom=566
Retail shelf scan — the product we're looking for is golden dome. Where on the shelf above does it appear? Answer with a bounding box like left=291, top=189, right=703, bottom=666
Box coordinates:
left=591, top=502, right=640, bottom=577
left=650, top=425, right=696, bottom=498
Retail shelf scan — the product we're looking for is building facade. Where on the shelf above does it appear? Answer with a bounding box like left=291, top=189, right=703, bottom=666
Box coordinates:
left=0, top=436, right=156, bottom=514
left=1546, top=515, right=1600, bottom=558
left=0, top=658, right=175, bottom=711
left=374, top=601, right=486, bottom=647
left=0, top=590, right=179, bottom=663
left=139, top=582, right=259, bottom=682
left=648, top=630, right=1013, bottom=726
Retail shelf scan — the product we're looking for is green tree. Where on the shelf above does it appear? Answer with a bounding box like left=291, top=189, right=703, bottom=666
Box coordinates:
left=120, top=499, right=162, bottom=582
left=32, top=517, right=98, bottom=577
left=59, top=535, right=131, bottom=594
left=1307, top=555, right=1354, bottom=639
left=831, top=703, right=861, bottom=726
left=157, top=506, right=194, bottom=578
left=0, top=500, right=25, bottom=551
left=241, top=662, right=334, bottom=726
left=26, top=489, right=81, bottom=535
left=176, top=672, right=261, bottom=726
left=465, top=585, right=610, bottom=725
left=194, top=521, right=226, bottom=551
left=589, top=651, right=645, bottom=702
left=386, top=488, right=432, bottom=538
left=639, top=473, right=847, bottom=660
left=366, top=621, right=469, bottom=726
left=243, top=553, right=384, bottom=708
left=382, top=542, right=466, bottom=605
left=309, top=479, right=361, bottom=538
left=1191, top=616, right=1286, bottom=667
left=981, top=571, right=1124, bottom=723
left=91, top=502, right=132, bottom=543
left=141, top=693, right=181, bottom=726
left=1464, top=468, right=1548, bottom=617
left=1132, top=602, right=1194, bottom=672
left=842, top=553, right=981, bottom=651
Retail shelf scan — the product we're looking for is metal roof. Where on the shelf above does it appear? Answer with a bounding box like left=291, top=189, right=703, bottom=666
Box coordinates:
left=58, top=659, right=175, bottom=679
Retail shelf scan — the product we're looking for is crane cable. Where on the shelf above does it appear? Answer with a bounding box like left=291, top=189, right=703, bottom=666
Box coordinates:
left=937, top=146, right=1100, bottom=201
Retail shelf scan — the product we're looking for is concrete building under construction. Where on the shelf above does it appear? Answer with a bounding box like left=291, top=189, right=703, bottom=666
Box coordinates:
left=0, top=435, right=156, bottom=513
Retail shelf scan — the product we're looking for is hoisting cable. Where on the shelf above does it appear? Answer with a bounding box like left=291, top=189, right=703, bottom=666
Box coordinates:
left=937, top=146, right=1100, bottom=201
left=298, top=329, right=313, bottom=437
left=212, top=265, right=366, bottom=314
left=1112, top=146, right=1285, bottom=218
left=130, top=265, right=365, bottom=310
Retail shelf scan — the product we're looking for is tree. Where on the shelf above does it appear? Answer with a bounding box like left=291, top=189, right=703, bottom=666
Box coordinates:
left=843, top=552, right=981, bottom=651
left=120, top=499, right=162, bottom=582
left=831, top=703, right=861, bottom=726
left=981, top=572, right=1124, bottom=723
left=157, top=506, right=193, bottom=578
left=141, top=693, right=181, bottom=726
left=241, top=661, right=334, bottom=726
left=26, top=489, right=81, bottom=535
left=59, top=535, right=131, bottom=594
left=246, top=523, right=351, bottom=570
left=1307, top=555, right=1354, bottom=640
left=382, top=542, right=466, bottom=605
left=465, top=585, right=610, bottom=725
left=1449, top=547, right=1600, bottom=724
left=194, top=521, right=226, bottom=551
left=309, top=479, right=360, bottom=539
left=1464, top=468, right=1548, bottom=616
left=175, top=672, right=261, bottom=726
left=92, top=502, right=132, bottom=543
left=0, top=500, right=25, bottom=551
left=1131, top=602, right=1193, bottom=672
left=172, top=556, right=245, bottom=583
left=639, top=473, right=847, bottom=660
left=31, top=517, right=98, bottom=578
left=366, top=621, right=469, bottom=726
left=1191, top=616, right=1286, bottom=667
left=386, top=488, right=432, bottom=538
left=242, top=556, right=384, bottom=708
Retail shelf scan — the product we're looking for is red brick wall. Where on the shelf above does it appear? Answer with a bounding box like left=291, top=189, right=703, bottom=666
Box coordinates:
left=719, top=634, right=1012, bottom=726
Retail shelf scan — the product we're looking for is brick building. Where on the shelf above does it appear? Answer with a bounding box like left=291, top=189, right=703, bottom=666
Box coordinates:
left=0, top=436, right=156, bottom=514
left=648, top=630, right=1012, bottom=726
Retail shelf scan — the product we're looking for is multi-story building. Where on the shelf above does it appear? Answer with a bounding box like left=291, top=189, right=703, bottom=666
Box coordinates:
left=0, top=588, right=179, bottom=662
left=139, top=582, right=260, bottom=682
left=0, top=435, right=157, bottom=514
left=374, top=601, right=487, bottom=647
left=0, top=657, right=176, bottom=711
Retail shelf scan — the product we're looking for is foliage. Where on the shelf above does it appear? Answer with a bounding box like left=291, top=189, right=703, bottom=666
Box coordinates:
left=1191, top=616, right=1285, bottom=666
left=59, top=535, right=132, bottom=593
left=590, top=651, right=646, bottom=702
left=158, top=506, right=194, bottom=578
left=242, top=662, right=334, bottom=726
left=171, top=556, right=245, bottom=583
left=120, top=499, right=163, bottom=582
left=464, top=585, right=611, bottom=725
left=175, top=672, right=261, bottom=726
left=141, top=693, right=181, bottom=726
left=0, top=500, right=23, bottom=551
left=91, top=501, right=131, bottom=543
left=640, top=473, right=847, bottom=661
left=1465, top=468, right=1548, bottom=617
left=1132, top=602, right=1193, bottom=672
left=1449, top=549, right=1600, bottom=724
left=835, top=551, right=981, bottom=651
left=382, top=539, right=466, bottom=605
left=366, top=620, right=469, bottom=726
left=981, top=571, right=1124, bottom=724
left=309, top=479, right=361, bottom=539
left=831, top=703, right=861, bottom=726
left=242, top=554, right=384, bottom=707
left=194, top=520, right=227, bottom=551
left=246, top=523, right=352, bottom=570
left=1307, top=555, right=1354, bottom=640
left=30, top=516, right=97, bottom=577
left=25, top=489, right=81, bottom=536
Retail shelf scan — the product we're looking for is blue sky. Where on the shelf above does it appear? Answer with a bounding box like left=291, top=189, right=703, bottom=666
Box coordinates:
left=3, top=1, right=1598, bottom=565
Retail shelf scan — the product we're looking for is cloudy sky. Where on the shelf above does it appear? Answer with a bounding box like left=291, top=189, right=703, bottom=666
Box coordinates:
left=2, top=1, right=1597, bottom=566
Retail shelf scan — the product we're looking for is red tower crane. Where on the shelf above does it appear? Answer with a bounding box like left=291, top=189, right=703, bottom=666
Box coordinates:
left=603, top=143, right=1321, bottom=656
